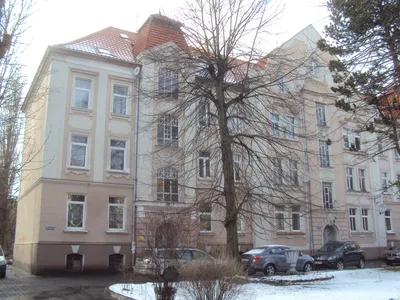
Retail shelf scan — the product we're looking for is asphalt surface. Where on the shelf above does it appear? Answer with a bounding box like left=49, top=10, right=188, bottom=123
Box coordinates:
left=0, top=260, right=387, bottom=300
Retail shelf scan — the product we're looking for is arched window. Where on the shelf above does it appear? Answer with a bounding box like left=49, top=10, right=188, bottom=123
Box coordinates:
left=109, top=254, right=124, bottom=271
left=66, top=253, right=83, bottom=271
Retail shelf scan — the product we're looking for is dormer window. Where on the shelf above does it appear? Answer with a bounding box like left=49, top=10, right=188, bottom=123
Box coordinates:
left=119, top=32, right=129, bottom=39
left=97, top=47, right=114, bottom=57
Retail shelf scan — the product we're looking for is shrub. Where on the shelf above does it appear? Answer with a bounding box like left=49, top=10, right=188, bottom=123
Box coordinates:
left=179, top=257, right=248, bottom=300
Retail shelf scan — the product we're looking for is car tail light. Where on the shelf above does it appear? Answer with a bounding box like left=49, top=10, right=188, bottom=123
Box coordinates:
left=252, top=255, right=261, bottom=263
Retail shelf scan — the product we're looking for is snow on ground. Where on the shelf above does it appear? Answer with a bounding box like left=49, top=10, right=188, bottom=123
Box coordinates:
left=110, top=268, right=400, bottom=300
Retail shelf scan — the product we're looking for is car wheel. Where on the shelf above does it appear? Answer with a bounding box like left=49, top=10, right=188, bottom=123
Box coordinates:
left=303, top=262, right=313, bottom=273
left=263, top=264, right=276, bottom=276
left=163, top=267, right=179, bottom=281
left=336, top=261, right=344, bottom=270
left=358, top=258, right=365, bottom=269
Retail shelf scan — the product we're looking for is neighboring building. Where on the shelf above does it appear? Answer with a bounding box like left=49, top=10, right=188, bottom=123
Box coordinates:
left=14, top=15, right=399, bottom=274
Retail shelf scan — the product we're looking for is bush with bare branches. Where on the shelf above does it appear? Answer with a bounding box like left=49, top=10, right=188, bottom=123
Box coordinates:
left=178, top=257, right=249, bottom=300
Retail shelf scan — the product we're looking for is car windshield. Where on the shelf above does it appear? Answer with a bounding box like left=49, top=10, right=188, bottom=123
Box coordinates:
left=318, top=243, right=343, bottom=252
left=244, top=248, right=267, bottom=255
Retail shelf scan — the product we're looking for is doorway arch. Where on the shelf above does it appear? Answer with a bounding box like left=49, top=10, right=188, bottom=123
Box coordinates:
left=323, top=225, right=338, bottom=244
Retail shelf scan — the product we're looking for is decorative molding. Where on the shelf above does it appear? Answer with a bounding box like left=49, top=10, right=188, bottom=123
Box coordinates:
left=113, top=246, right=121, bottom=253
left=71, top=245, right=80, bottom=253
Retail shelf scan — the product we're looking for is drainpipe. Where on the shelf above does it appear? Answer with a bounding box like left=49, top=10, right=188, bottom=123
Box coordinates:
left=132, top=68, right=141, bottom=267
left=300, top=94, right=314, bottom=254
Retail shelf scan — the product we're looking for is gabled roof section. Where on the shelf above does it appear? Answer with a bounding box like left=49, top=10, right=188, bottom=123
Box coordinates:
left=133, top=14, right=188, bottom=56
left=57, top=26, right=138, bottom=63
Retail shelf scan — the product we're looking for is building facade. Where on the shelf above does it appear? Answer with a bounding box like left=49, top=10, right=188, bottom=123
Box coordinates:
left=14, top=15, right=399, bottom=274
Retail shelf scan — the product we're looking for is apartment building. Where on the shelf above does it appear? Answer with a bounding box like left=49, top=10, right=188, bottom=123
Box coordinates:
left=14, top=14, right=399, bottom=273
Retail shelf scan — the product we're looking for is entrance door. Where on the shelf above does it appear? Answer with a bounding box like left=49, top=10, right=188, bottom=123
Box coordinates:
left=323, top=225, right=338, bottom=244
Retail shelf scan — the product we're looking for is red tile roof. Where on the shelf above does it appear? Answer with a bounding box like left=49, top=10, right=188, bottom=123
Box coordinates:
left=56, top=26, right=138, bottom=63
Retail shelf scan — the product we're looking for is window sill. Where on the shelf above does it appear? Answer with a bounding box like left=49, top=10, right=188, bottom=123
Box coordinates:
left=276, top=231, right=305, bottom=236
left=199, top=231, right=214, bottom=236
left=319, top=166, right=333, bottom=169
left=63, top=229, right=88, bottom=233
left=106, top=169, right=130, bottom=174
left=347, top=190, right=369, bottom=195
left=71, top=107, right=93, bottom=114
left=67, top=166, right=90, bottom=171
left=387, top=231, right=396, bottom=235
left=317, top=124, right=329, bottom=128
left=106, top=230, right=129, bottom=234
left=198, top=177, right=212, bottom=182
left=110, top=113, right=131, bottom=120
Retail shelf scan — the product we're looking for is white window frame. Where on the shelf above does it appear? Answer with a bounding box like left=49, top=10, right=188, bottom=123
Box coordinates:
left=158, top=68, right=179, bottom=98
left=286, top=116, right=296, bottom=140
left=72, top=76, right=92, bottom=109
left=237, top=217, right=245, bottom=233
left=319, top=141, right=330, bottom=167
left=273, top=158, right=283, bottom=185
left=385, top=210, right=393, bottom=232
left=233, top=155, right=241, bottom=182
left=109, top=138, right=128, bottom=172
left=322, top=182, right=333, bottom=209
left=112, top=84, right=129, bottom=115
left=199, top=151, right=211, bottom=179
left=157, top=168, right=179, bottom=202
left=361, top=208, right=370, bottom=232
left=354, top=135, right=361, bottom=150
left=199, top=203, right=212, bottom=232
left=289, top=160, right=298, bottom=186
left=397, top=174, right=400, bottom=200
left=66, top=194, right=86, bottom=230
left=316, top=103, right=326, bottom=126
left=291, top=205, right=301, bottom=232
left=157, top=115, right=179, bottom=147
left=359, top=169, right=366, bottom=192
left=349, top=208, right=357, bottom=232
left=199, top=99, right=211, bottom=127
left=343, top=128, right=350, bottom=149
left=270, top=113, right=280, bottom=137
left=275, top=205, right=285, bottom=231
left=108, top=196, right=126, bottom=231
left=69, top=134, right=89, bottom=169
left=346, top=167, right=354, bottom=191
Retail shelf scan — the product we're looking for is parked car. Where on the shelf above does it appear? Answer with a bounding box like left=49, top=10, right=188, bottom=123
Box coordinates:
left=312, top=241, right=365, bottom=270
left=135, top=248, right=214, bottom=279
left=383, top=244, right=400, bottom=265
left=0, top=246, right=6, bottom=278
left=241, top=245, right=314, bottom=276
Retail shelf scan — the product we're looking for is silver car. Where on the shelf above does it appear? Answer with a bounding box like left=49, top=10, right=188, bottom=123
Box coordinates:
left=241, top=245, right=314, bottom=275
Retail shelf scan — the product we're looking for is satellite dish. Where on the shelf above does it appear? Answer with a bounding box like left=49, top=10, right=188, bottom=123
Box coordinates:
left=132, top=67, right=140, bottom=76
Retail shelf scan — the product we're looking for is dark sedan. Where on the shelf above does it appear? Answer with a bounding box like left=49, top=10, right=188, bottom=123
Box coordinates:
left=312, top=241, right=365, bottom=270
left=383, top=244, right=400, bottom=265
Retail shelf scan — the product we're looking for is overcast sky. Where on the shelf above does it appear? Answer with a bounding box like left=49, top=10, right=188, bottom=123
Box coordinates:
left=20, top=0, right=329, bottom=87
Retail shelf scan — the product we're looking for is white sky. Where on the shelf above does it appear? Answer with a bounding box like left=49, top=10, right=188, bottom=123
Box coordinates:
left=20, top=0, right=329, bottom=88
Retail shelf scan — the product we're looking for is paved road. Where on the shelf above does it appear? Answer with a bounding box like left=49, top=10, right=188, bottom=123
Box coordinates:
left=0, top=266, right=123, bottom=300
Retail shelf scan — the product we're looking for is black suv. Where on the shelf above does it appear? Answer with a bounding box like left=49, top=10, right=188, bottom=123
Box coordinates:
left=312, top=241, right=365, bottom=270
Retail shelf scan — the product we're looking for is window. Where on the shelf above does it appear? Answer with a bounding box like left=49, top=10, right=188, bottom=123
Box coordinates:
left=73, top=78, right=91, bottom=109
left=227, top=117, right=242, bottom=132
left=385, top=210, right=392, bottom=231
left=158, top=68, right=178, bottom=98
left=361, top=208, right=369, bottom=231
left=380, top=172, right=388, bottom=192
left=316, top=103, right=326, bottom=126
left=343, top=128, right=350, bottom=149
left=233, top=155, right=241, bottom=182
left=286, top=116, right=296, bottom=140
left=275, top=206, right=285, bottom=231
left=199, top=151, right=211, bottom=179
left=199, top=202, right=212, bottom=232
left=277, top=73, right=284, bottom=91
left=119, top=32, right=129, bottom=39
left=237, top=217, right=244, bottom=232
left=319, top=141, right=330, bottom=167
left=273, top=158, right=283, bottom=185
left=291, top=205, right=300, bottom=231
left=67, top=195, right=85, bottom=229
left=109, top=254, right=124, bottom=271
left=157, top=168, right=178, bottom=202
left=108, top=197, right=125, bottom=230
left=359, top=169, right=366, bottom=192
left=70, top=134, right=88, bottom=167
left=112, top=85, right=128, bottom=115
left=270, top=113, right=280, bottom=137
left=199, top=100, right=211, bottom=127
left=97, top=47, right=114, bottom=57
left=354, top=135, right=361, bottom=150
left=346, top=167, right=354, bottom=191
left=66, top=253, right=83, bottom=271
left=322, top=182, right=333, bottom=209
left=311, top=60, right=319, bottom=75
left=110, top=139, right=126, bottom=171
left=397, top=174, right=400, bottom=199
left=349, top=208, right=357, bottom=231
left=289, top=160, right=298, bottom=186
left=157, top=115, right=179, bottom=147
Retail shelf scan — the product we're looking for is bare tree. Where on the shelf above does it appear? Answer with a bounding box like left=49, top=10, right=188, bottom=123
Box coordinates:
left=0, top=0, right=36, bottom=250
left=137, top=0, right=327, bottom=260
